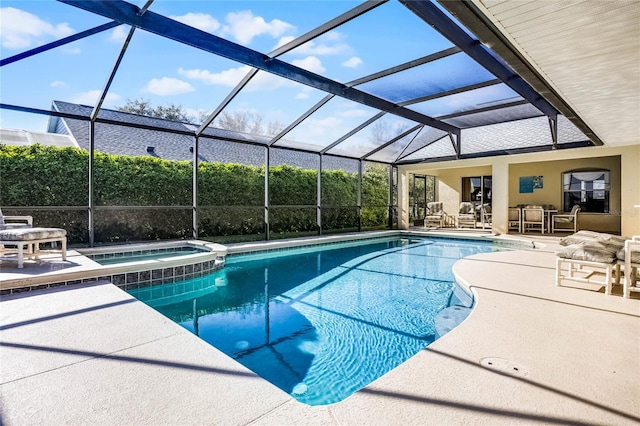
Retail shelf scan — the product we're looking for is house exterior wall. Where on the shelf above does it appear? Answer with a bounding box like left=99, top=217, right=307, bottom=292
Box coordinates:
left=399, top=144, right=640, bottom=236
left=509, top=156, right=621, bottom=233
left=434, top=166, right=492, bottom=220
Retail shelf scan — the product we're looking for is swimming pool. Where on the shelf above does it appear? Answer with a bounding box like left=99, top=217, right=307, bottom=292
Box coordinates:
left=128, top=235, right=506, bottom=405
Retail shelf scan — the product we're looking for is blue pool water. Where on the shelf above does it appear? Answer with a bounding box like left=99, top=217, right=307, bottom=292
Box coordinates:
left=128, top=236, right=505, bottom=405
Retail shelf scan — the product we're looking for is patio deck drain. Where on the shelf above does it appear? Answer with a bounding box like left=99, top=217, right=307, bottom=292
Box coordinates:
left=480, top=357, right=529, bottom=377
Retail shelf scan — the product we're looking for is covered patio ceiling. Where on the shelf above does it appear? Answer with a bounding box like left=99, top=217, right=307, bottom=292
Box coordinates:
left=2, top=0, right=635, bottom=166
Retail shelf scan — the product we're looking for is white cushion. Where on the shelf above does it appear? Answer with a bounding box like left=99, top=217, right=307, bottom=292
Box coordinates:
left=0, top=227, right=66, bottom=241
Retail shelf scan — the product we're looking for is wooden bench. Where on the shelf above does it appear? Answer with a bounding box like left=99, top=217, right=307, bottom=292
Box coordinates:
left=0, top=227, right=67, bottom=268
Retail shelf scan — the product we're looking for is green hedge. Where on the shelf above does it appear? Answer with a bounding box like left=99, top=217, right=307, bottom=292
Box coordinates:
left=0, top=144, right=390, bottom=244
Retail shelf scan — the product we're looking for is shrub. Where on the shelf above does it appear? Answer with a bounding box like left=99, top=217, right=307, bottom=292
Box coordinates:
left=0, top=144, right=390, bottom=244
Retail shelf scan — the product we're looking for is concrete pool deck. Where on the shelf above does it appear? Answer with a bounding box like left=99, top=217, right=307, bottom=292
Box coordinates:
left=0, top=232, right=638, bottom=425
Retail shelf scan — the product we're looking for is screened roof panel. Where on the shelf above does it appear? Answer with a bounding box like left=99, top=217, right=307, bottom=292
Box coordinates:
left=0, top=5, right=124, bottom=112
left=327, top=114, right=422, bottom=158
left=278, top=1, right=455, bottom=84
left=398, top=127, right=449, bottom=160
left=106, top=29, right=251, bottom=126
left=355, top=53, right=496, bottom=104
left=460, top=116, right=553, bottom=155
left=275, top=97, right=380, bottom=152
left=144, top=1, right=359, bottom=54
left=400, top=135, right=456, bottom=161
left=408, top=84, right=522, bottom=118
left=365, top=127, right=423, bottom=163
left=558, top=115, right=590, bottom=144
left=441, top=103, right=544, bottom=128
left=1, top=0, right=598, bottom=165
left=209, top=69, right=330, bottom=139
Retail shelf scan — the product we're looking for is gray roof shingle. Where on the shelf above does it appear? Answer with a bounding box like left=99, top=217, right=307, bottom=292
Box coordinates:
left=50, top=100, right=359, bottom=171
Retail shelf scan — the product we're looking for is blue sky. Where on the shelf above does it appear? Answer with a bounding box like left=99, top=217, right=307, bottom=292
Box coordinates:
left=0, top=0, right=520, bottom=155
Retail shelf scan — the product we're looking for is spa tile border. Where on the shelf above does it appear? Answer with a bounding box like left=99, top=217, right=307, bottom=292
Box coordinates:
left=0, top=259, right=224, bottom=295
left=88, top=246, right=207, bottom=262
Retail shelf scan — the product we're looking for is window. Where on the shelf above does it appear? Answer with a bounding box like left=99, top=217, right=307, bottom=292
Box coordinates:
left=462, top=175, right=492, bottom=220
left=562, top=169, right=610, bottom=213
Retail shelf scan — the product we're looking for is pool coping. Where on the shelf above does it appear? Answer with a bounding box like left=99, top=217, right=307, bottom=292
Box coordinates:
left=0, top=240, right=228, bottom=294
left=1, top=231, right=638, bottom=425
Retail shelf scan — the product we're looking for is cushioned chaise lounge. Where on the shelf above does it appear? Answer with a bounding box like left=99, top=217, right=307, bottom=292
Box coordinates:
left=555, top=230, right=627, bottom=294
left=0, top=227, right=67, bottom=268
left=622, top=237, right=640, bottom=298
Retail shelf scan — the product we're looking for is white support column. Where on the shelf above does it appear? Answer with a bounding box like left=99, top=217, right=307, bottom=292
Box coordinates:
left=397, top=167, right=410, bottom=229
left=491, top=161, right=509, bottom=235
left=621, top=145, right=640, bottom=236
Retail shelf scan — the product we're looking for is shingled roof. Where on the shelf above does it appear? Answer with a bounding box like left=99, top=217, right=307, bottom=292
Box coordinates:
left=48, top=100, right=359, bottom=172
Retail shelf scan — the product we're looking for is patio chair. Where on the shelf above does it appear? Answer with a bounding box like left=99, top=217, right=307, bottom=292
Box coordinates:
left=480, top=203, right=492, bottom=229
left=424, top=201, right=447, bottom=228
left=0, top=208, right=33, bottom=230
left=622, top=236, right=640, bottom=298
left=456, top=202, right=476, bottom=228
left=522, top=205, right=545, bottom=234
left=508, top=207, right=521, bottom=233
left=552, top=205, right=580, bottom=233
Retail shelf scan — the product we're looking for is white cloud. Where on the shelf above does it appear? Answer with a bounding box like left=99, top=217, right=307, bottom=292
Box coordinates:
left=295, top=87, right=313, bottom=100
left=291, top=31, right=350, bottom=56
left=291, top=56, right=325, bottom=74
left=110, top=26, right=129, bottom=43
left=179, top=66, right=251, bottom=86
left=306, top=116, right=343, bottom=136
left=0, top=7, right=74, bottom=49
left=143, top=77, right=195, bottom=96
left=222, top=10, right=294, bottom=44
left=171, top=12, right=220, bottom=33
left=70, top=90, right=121, bottom=106
left=61, top=46, right=81, bottom=55
left=50, top=81, right=67, bottom=88
left=342, top=57, right=362, bottom=68
left=272, top=35, right=295, bottom=51
left=321, top=31, right=342, bottom=42
left=180, top=56, right=323, bottom=92
left=340, top=109, right=368, bottom=118
left=295, top=40, right=348, bottom=56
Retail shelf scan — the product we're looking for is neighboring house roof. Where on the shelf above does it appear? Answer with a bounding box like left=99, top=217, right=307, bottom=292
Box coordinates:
left=0, top=128, right=79, bottom=148
left=48, top=100, right=359, bottom=172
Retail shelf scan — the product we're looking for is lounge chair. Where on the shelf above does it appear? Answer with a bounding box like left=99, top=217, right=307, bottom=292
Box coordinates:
left=0, top=227, right=67, bottom=269
left=456, top=202, right=476, bottom=228
left=424, top=201, right=447, bottom=228
left=622, top=236, right=640, bottom=298
left=0, top=209, right=67, bottom=268
left=555, top=230, right=626, bottom=294
left=552, top=205, right=580, bottom=233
